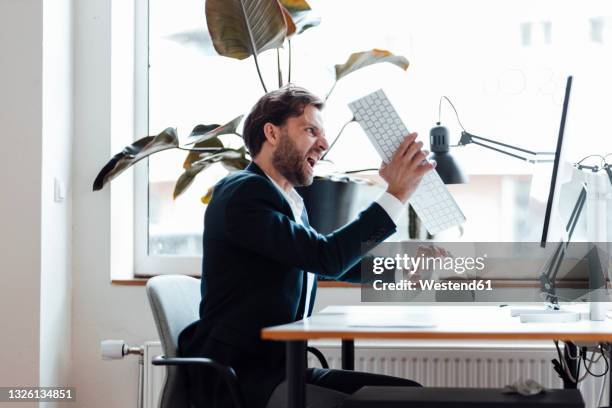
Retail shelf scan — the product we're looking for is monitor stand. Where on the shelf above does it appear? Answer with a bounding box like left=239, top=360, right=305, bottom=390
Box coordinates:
left=513, top=175, right=610, bottom=323
left=510, top=305, right=580, bottom=323
left=583, top=171, right=611, bottom=321
left=511, top=303, right=608, bottom=323
left=511, top=241, right=609, bottom=323
left=510, top=244, right=607, bottom=323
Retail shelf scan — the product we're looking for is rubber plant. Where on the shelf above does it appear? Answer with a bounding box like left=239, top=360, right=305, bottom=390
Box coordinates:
left=93, top=0, right=410, bottom=204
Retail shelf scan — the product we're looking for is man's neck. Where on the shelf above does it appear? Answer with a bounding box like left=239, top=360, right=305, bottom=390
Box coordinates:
left=253, top=157, right=292, bottom=193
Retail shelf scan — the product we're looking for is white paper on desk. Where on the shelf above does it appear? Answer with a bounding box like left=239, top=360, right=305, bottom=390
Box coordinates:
left=346, top=313, right=435, bottom=328
left=307, top=311, right=436, bottom=328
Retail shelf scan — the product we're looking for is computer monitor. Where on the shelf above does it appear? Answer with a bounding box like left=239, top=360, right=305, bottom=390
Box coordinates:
left=540, top=76, right=573, bottom=247
left=530, top=76, right=610, bottom=318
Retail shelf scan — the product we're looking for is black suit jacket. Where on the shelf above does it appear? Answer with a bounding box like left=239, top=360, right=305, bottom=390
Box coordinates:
left=178, top=162, right=397, bottom=408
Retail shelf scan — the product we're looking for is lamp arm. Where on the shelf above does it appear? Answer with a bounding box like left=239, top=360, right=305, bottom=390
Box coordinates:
left=459, top=131, right=555, bottom=163
left=605, top=164, right=612, bottom=187
left=469, top=140, right=533, bottom=162
left=539, top=187, right=587, bottom=303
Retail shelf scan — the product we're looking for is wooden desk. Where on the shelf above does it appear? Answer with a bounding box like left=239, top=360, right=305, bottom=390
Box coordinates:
left=261, top=305, right=612, bottom=408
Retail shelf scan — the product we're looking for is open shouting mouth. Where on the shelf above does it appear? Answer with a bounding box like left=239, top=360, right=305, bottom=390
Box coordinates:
left=305, top=154, right=318, bottom=170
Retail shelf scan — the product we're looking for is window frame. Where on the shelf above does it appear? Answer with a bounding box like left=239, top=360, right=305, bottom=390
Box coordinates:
left=133, top=0, right=201, bottom=277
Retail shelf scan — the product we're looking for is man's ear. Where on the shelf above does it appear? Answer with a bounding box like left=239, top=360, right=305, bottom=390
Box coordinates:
left=263, top=122, right=281, bottom=147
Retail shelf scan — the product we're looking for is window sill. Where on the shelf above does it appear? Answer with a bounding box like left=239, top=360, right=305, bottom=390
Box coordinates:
left=111, top=278, right=358, bottom=288
left=113, top=278, right=575, bottom=288
left=111, top=278, right=151, bottom=286
left=114, top=277, right=595, bottom=289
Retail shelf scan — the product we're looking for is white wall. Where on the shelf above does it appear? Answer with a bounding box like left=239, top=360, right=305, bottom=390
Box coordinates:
left=0, top=1, right=43, bottom=404
left=0, top=1, right=290, bottom=402
left=0, top=0, right=74, bottom=404
left=40, top=0, right=74, bottom=404
left=71, top=0, right=159, bottom=406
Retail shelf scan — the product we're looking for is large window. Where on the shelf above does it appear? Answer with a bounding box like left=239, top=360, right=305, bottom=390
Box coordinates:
left=138, top=0, right=612, bottom=275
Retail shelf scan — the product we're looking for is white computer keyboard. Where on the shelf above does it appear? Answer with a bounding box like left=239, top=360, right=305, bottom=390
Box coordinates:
left=349, top=89, right=466, bottom=235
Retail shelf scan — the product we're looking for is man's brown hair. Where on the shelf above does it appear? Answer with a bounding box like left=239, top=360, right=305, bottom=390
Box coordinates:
left=243, top=84, right=324, bottom=157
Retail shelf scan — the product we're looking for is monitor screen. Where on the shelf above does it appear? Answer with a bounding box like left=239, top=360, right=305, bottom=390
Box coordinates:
left=540, top=76, right=573, bottom=247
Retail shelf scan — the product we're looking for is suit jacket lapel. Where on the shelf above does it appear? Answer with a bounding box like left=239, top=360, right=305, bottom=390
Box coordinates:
left=245, top=162, right=294, bottom=221
left=247, top=162, right=316, bottom=319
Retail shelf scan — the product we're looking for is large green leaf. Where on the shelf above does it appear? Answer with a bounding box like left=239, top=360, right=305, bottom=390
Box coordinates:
left=335, top=49, right=409, bottom=81
left=205, top=0, right=288, bottom=60
left=199, top=148, right=250, bottom=205
left=173, top=160, right=215, bottom=200
left=182, top=136, right=224, bottom=169
left=221, top=156, right=250, bottom=172
left=182, top=123, right=222, bottom=168
left=188, top=123, right=222, bottom=139
left=279, top=0, right=321, bottom=35
left=173, top=149, right=243, bottom=199
left=220, top=146, right=250, bottom=171
left=184, top=115, right=244, bottom=146
left=93, top=128, right=178, bottom=191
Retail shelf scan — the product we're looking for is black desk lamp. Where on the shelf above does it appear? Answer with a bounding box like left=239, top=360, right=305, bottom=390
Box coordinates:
left=429, top=96, right=555, bottom=184
left=429, top=124, right=467, bottom=184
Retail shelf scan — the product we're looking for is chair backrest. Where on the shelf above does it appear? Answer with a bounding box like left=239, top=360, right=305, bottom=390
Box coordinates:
left=146, top=275, right=201, bottom=408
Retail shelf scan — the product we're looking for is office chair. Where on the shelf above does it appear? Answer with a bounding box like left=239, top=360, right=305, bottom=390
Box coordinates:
left=146, top=275, right=329, bottom=408
left=146, top=275, right=244, bottom=408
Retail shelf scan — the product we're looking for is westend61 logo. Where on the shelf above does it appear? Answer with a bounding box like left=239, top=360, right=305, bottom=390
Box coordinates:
left=371, top=253, right=486, bottom=275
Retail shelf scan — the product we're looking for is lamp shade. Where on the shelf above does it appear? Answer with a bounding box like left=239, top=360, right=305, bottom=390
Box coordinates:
left=429, top=151, right=468, bottom=184
left=429, top=125, right=468, bottom=184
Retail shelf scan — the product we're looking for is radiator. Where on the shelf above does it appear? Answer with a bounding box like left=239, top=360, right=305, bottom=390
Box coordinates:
left=143, top=340, right=607, bottom=408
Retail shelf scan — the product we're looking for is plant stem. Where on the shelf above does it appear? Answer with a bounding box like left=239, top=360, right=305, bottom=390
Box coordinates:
left=177, top=146, right=222, bottom=152
left=321, top=118, right=354, bottom=160
left=287, top=39, right=292, bottom=83
left=253, top=53, right=268, bottom=93
left=324, top=80, right=338, bottom=102
left=276, top=48, right=283, bottom=88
